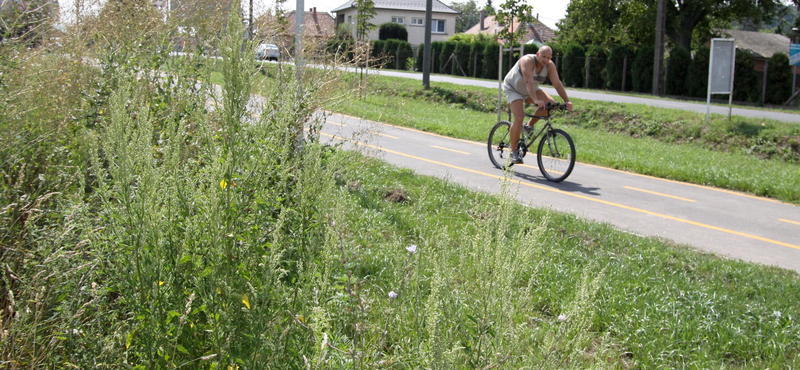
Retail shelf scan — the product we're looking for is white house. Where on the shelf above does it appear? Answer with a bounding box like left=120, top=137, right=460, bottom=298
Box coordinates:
left=332, top=0, right=459, bottom=47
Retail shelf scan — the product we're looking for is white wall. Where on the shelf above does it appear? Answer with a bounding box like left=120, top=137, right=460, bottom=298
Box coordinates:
left=337, top=8, right=457, bottom=47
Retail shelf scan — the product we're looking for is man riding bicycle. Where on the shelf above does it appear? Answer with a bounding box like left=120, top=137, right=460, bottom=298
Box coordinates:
left=502, top=45, right=573, bottom=164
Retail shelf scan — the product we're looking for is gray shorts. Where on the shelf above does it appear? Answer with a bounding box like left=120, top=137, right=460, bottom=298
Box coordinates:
left=502, top=81, right=540, bottom=103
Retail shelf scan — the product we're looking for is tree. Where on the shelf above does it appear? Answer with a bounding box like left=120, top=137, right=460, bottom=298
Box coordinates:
left=451, top=0, right=481, bottom=33
left=484, top=0, right=496, bottom=15
left=494, top=0, right=533, bottom=69
left=355, top=0, right=377, bottom=41
left=556, top=0, right=798, bottom=50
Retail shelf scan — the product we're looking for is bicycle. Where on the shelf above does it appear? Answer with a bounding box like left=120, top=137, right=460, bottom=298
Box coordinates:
left=487, top=102, right=576, bottom=182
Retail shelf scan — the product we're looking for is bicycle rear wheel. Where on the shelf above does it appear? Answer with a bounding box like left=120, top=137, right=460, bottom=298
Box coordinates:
left=537, top=129, right=575, bottom=182
left=487, top=121, right=513, bottom=169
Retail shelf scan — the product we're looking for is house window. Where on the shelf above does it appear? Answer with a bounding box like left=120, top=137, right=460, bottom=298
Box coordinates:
left=432, top=19, right=446, bottom=33
left=391, top=17, right=404, bottom=24
left=347, top=15, right=352, bottom=24
left=411, top=18, right=424, bottom=26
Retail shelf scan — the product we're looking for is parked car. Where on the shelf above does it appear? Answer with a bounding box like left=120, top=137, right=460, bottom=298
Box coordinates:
left=256, top=43, right=281, bottom=61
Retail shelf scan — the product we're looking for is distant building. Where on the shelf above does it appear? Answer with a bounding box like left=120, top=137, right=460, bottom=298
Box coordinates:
left=332, top=0, right=459, bottom=47
left=464, top=12, right=556, bottom=45
left=713, top=29, right=790, bottom=71
left=287, top=7, right=336, bottom=39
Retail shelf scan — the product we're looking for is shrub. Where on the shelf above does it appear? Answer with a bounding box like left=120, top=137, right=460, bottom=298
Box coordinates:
left=431, top=41, right=445, bottom=73
left=733, top=49, right=759, bottom=103
left=686, top=47, right=710, bottom=97
left=605, top=45, right=634, bottom=91
left=416, top=43, right=426, bottom=72
left=383, top=39, right=401, bottom=69
left=454, top=41, right=471, bottom=76
left=440, top=41, right=458, bottom=75
left=562, top=43, right=586, bottom=88
left=396, top=41, right=414, bottom=70
left=666, top=46, right=691, bottom=96
left=523, top=43, right=539, bottom=56
left=482, top=42, right=501, bottom=79
left=549, top=43, right=564, bottom=77
left=766, top=53, right=792, bottom=105
left=632, top=46, right=654, bottom=93
left=468, top=41, right=488, bottom=77
left=378, top=22, right=408, bottom=41
left=371, top=39, right=385, bottom=59
left=586, top=45, right=607, bottom=89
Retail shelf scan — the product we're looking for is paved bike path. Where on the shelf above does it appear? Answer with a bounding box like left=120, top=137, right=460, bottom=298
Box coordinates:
left=318, top=112, right=800, bottom=273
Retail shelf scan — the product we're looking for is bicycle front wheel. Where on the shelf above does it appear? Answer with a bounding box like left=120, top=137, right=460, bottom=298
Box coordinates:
left=487, top=121, right=513, bottom=169
left=537, top=129, right=575, bottom=182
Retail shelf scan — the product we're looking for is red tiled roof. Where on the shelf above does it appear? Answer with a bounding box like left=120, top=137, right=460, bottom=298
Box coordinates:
left=287, top=9, right=336, bottom=37
left=465, top=15, right=556, bottom=44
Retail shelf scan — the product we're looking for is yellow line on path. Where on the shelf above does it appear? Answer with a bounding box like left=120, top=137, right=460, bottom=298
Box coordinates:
left=371, top=132, right=399, bottom=139
left=779, top=219, right=800, bottom=226
left=325, top=120, right=346, bottom=127
left=431, top=145, right=470, bottom=155
left=320, top=131, right=800, bottom=251
left=624, top=186, right=697, bottom=203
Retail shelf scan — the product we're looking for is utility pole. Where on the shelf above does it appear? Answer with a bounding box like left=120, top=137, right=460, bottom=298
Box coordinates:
left=652, top=0, right=666, bottom=95
left=422, top=0, right=433, bottom=89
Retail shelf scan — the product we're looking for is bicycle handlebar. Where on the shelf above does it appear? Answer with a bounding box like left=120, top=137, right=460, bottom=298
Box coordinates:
left=544, top=102, right=568, bottom=111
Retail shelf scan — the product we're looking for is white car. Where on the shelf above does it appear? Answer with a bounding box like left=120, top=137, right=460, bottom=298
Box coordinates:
left=256, top=43, right=281, bottom=61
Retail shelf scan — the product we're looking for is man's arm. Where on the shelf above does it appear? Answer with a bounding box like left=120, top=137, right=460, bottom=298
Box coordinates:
left=547, top=61, right=573, bottom=111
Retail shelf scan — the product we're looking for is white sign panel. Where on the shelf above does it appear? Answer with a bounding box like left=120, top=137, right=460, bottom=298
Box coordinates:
left=706, top=38, right=736, bottom=125
left=709, top=39, right=735, bottom=94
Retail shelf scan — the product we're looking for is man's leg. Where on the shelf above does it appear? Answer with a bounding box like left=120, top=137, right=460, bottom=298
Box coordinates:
left=527, top=90, right=556, bottom=126
left=509, top=99, right=525, bottom=152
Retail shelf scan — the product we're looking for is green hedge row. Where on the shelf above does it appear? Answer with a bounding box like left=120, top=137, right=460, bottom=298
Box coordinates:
left=327, top=40, right=793, bottom=105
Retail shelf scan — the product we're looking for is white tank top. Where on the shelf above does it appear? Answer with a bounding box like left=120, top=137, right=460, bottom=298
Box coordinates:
left=504, top=54, right=548, bottom=95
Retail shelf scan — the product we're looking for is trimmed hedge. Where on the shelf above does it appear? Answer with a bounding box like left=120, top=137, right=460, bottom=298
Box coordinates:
left=431, top=41, right=445, bottom=73
left=468, top=41, right=489, bottom=78
left=733, top=50, right=759, bottom=103
left=666, top=46, right=690, bottom=96
left=767, top=53, right=792, bottom=105
left=482, top=42, right=501, bottom=79
left=397, top=41, right=414, bottom=70
left=454, top=42, right=471, bottom=76
left=686, top=46, right=709, bottom=98
left=562, top=43, right=585, bottom=88
left=523, top=43, right=539, bottom=56
left=605, top=45, right=634, bottom=91
left=383, top=39, right=401, bottom=69
left=440, top=41, right=458, bottom=75
left=586, top=45, right=607, bottom=89
left=632, top=46, right=654, bottom=93
left=378, top=23, right=408, bottom=41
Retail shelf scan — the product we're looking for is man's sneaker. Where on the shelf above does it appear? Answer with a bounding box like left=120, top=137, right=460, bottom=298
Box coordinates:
left=510, top=150, right=523, bottom=164
left=523, top=124, right=535, bottom=134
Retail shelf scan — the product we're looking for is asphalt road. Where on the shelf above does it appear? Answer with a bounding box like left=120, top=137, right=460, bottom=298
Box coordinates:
left=317, top=112, right=800, bottom=273
left=367, top=69, right=800, bottom=123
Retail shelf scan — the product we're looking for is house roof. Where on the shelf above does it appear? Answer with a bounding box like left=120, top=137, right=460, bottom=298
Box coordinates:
left=464, top=15, right=557, bottom=45
left=332, top=0, right=458, bottom=14
left=287, top=9, right=336, bottom=37
left=715, top=29, right=789, bottom=58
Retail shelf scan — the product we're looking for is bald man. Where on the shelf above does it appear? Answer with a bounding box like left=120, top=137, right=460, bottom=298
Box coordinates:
left=502, top=45, right=573, bottom=164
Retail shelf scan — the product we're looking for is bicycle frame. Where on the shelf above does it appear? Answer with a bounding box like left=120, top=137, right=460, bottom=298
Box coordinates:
left=506, top=108, right=554, bottom=155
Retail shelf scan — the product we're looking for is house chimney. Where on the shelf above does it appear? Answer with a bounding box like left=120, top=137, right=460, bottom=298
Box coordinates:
left=480, top=10, right=486, bottom=31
